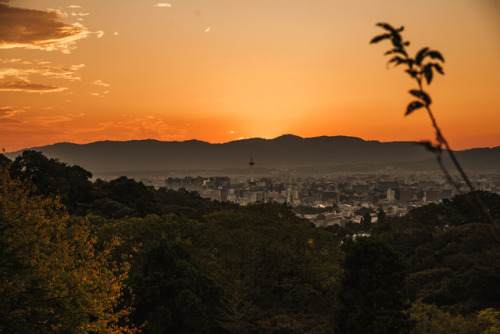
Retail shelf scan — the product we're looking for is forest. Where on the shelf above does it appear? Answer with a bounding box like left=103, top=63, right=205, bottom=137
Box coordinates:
left=0, top=150, right=499, bottom=333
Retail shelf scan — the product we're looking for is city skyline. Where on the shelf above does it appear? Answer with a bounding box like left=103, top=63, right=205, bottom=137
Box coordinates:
left=1, top=0, right=500, bottom=151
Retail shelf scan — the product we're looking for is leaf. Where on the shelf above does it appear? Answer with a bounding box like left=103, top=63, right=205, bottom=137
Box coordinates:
left=426, top=50, right=445, bottom=62
left=405, top=69, right=418, bottom=78
left=432, top=63, right=444, bottom=75
left=415, top=47, right=429, bottom=66
left=406, top=101, right=424, bottom=116
left=387, top=56, right=407, bottom=67
left=390, top=35, right=403, bottom=48
left=370, top=33, right=392, bottom=44
left=376, top=22, right=397, bottom=32
left=423, top=64, right=433, bottom=84
left=409, top=89, right=432, bottom=105
left=385, top=48, right=408, bottom=57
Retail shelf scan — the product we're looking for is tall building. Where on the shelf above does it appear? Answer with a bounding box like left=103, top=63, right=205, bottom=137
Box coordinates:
left=249, top=157, right=256, bottom=186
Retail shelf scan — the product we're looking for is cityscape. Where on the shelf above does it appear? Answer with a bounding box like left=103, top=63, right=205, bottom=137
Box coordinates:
left=155, top=158, right=500, bottom=227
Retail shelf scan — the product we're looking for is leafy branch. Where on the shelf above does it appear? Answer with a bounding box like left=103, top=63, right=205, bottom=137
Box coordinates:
left=370, top=22, right=495, bottom=225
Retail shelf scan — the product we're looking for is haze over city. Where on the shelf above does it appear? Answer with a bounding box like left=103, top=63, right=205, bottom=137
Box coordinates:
left=1, top=0, right=499, bottom=151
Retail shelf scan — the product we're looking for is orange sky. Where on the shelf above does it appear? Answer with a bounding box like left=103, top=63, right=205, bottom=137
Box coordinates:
left=1, top=0, right=499, bottom=152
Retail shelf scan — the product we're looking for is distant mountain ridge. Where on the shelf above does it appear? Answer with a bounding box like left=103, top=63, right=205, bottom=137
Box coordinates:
left=5, top=135, right=500, bottom=174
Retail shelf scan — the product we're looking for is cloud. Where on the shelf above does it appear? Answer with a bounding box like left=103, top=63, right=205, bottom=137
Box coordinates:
left=0, top=79, right=67, bottom=93
left=154, top=3, right=172, bottom=7
left=0, top=106, right=24, bottom=118
left=0, top=60, right=85, bottom=84
left=204, top=27, right=211, bottom=32
left=0, top=4, right=90, bottom=53
left=94, top=79, right=110, bottom=87
left=34, top=64, right=85, bottom=81
left=71, top=12, right=90, bottom=17
left=67, top=5, right=81, bottom=9
left=0, top=58, right=51, bottom=65
left=90, top=90, right=110, bottom=98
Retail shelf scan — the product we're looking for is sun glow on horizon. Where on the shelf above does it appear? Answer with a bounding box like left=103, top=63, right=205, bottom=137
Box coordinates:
left=1, top=0, right=499, bottom=152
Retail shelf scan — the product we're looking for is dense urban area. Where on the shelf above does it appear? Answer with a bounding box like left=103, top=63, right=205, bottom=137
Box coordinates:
left=153, top=164, right=500, bottom=228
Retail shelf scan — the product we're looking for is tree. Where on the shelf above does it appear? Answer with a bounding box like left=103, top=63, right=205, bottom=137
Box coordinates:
left=335, top=237, right=411, bottom=333
left=361, top=212, right=372, bottom=230
left=409, top=301, right=482, bottom=334
left=377, top=208, right=386, bottom=224
left=0, top=153, right=11, bottom=169
left=0, top=169, right=131, bottom=333
left=130, top=239, right=219, bottom=333
left=9, top=150, right=94, bottom=214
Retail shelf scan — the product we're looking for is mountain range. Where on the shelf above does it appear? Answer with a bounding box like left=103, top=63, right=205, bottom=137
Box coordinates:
left=5, top=135, right=500, bottom=175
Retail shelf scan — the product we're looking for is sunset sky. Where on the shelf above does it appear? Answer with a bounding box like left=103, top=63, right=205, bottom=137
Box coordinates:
left=1, top=0, right=499, bottom=152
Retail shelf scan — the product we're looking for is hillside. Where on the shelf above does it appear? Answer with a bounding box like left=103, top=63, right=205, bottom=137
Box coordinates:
left=6, top=135, right=500, bottom=174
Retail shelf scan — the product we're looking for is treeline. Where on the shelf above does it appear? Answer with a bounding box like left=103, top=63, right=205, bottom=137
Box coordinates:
left=0, top=151, right=499, bottom=333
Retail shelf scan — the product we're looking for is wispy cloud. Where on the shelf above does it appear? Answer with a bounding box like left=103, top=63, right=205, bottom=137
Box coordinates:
left=0, top=58, right=51, bottom=65
left=0, top=106, right=25, bottom=118
left=67, top=5, right=81, bottom=9
left=0, top=80, right=67, bottom=93
left=34, top=64, right=85, bottom=81
left=94, top=79, right=110, bottom=87
left=0, top=63, right=84, bottom=92
left=70, top=12, right=90, bottom=17
left=0, top=4, right=90, bottom=54
left=154, top=3, right=172, bottom=8
left=90, top=90, right=110, bottom=97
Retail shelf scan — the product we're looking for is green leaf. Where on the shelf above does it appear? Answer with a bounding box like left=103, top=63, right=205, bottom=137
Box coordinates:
left=415, top=47, right=429, bottom=66
left=409, top=89, right=432, bottom=105
left=426, top=50, right=445, bottom=62
left=423, top=64, right=433, bottom=84
left=406, top=101, right=424, bottom=116
left=370, top=33, right=392, bottom=44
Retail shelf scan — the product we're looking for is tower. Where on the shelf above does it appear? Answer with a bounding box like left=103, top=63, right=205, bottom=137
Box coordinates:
left=249, top=156, right=255, bottom=185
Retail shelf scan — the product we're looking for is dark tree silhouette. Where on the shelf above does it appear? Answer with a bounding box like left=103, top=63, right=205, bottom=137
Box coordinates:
left=335, top=237, right=411, bottom=333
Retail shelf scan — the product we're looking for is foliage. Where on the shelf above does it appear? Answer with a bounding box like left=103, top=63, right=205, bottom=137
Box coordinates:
left=409, top=301, right=482, bottom=334
left=130, top=239, right=219, bottom=333
left=0, top=154, right=11, bottom=169
left=9, top=150, right=94, bottom=215
left=335, top=237, right=411, bottom=334
left=478, top=308, right=500, bottom=334
left=373, top=193, right=500, bottom=316
left=0, top=169, right=131, bottom=333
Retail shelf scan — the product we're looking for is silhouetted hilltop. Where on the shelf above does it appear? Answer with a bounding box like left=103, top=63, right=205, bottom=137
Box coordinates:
left=6, top=135, right=500, bottom=174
